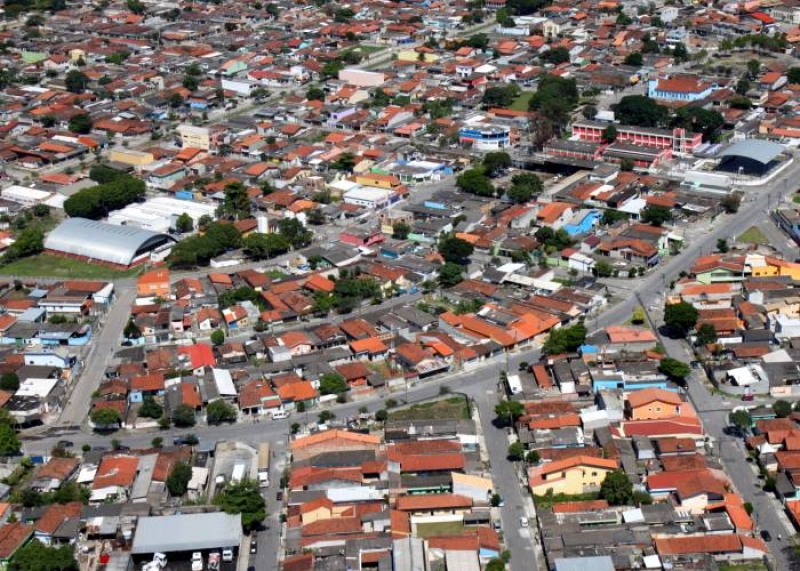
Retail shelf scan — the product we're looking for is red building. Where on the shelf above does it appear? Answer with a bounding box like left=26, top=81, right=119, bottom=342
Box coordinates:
left=572, top=120, right=702, bottom=154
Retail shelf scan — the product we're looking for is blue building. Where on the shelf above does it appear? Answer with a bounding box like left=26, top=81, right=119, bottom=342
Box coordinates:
left=647, top=76, right=716, bottom=102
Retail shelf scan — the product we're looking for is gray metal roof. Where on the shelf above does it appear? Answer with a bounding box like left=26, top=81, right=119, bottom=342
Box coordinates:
left=131, top=512, right=241, bottom=554
left=554, top=556, right=615, bottom=571
left=719, top=140, right=785, bottom=165
left=44, top=218, right=175, bottom=266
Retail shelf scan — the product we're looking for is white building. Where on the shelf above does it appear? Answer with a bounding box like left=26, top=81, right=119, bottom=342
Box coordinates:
left=1, top=185, right=52, bottom=206
left=343, top=186, right=393, bottom=209
left=107, top=197, right=217, bottom=233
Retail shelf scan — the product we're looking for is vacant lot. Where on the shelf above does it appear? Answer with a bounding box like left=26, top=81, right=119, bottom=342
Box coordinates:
left=389, top=396, right=471, bottom=421
left=737, top=226, right=768, bottom=245
left=415, top=521, right=466, bottom=538
left=510, top=91, right=534, bottom=112
left=1, top=254, right=141, bottom=279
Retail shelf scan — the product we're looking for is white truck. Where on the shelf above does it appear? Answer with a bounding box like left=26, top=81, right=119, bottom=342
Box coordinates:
left=257, top=443, right=270, bottom=488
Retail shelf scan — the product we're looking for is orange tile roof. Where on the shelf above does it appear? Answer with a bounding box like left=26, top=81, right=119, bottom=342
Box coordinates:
left=627, top=388, right=683, bottom=409
left=349, top=337, right=388, bottom=354
left=655, top=534, right=762, bottom=556
left=92, top=455, right=139, bottom=489
left=0, top=523, right=33, bottom=558
left=277, top=381, right=317, bottom=402
left=605, top=325, right=657, bottom=344
left=395, top=493, right=472, bottom=512
left=35, top=501, right=82, bottom=535
left=291, top=429, right=380, bottom=451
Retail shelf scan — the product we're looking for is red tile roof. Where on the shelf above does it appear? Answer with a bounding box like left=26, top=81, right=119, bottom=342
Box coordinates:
left=395, top=493, right=472, bottom=511
left=0, top=523, right=33, bottom=558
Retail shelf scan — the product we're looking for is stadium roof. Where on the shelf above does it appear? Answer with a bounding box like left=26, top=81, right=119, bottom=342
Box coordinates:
left=131, top=512, right=241, bottom=554
left=719, top=140, right=785, bottom=165
left=44, top=218, right=175, bottom=266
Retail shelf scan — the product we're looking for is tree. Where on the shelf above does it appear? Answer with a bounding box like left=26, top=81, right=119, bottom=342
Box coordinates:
left=214, top=479, right=266, bottom=531
left=482, top=85, right=521, bottom=108
left=243, top=233, right=290, bottom=260
left=123, top=319, right=141, bottom=339
left=219, top=182, right=251, bottom=220
left=542, top=323, right=587, bottom=355
left=482, top=152, right=511, bottom=177
left=658, top=357, right=691, bottom=381
left=1, top=227, right=43, bottom=264
left=456, top=168, right=494, bottom=196
left=631, top=307, right=646, bottom=325
left=182, top=75, right=199, bottom=92
left=788, top=67, right=800, bottom=85
left=594, top=260, right=614, bottom=278
left=89, top=164, right=126, bottom=184
left=526, top=450, right=540, bottom=464
left=774, top=400, right=793, bottom=418
left=624, top=52, right=643, bottom=66
left=126, top=0, right=145, bottom=13
left=672, top=107, right=724, bottom=142
left=206, top=400, right=237, bottom=424
left=527, top=75, right=579, bottom=132
left=729, top=409, right=752, bottom=430
left=306, top=209, right=325, bottom=226
left=540, top=46, right=570, bottom=65
left=306, top=86, right=325, bottom=101
left=168, top=92, right=184, bottom=108
left=620, top=158, right=635, bottom=172
left=392, top=221, right=411, bottom=240
left=151, top=436, right=163, bottom=448
left=507, top=442, right=525, bottom=461
left=485, top=559, right=506, bottom=571
left=65, top=70, right=88, bottom=93
left=278, top=218, right=313, bottom=249
left=735, top=77, right=751, bottom=95
left=63, top=175, right=146, bottom=220
left=375, top=409, right=388, bottom=422
left=175, top=212, right=193, bottom=233
left=438, top=262, right=465, bottom=288
left=67, top=112, right=92, bottom=134
left=664, top=301, right=699, bottom=337
left=9, top=539, right=77, bottom=571
left=612, top=95, right=669, bottom=128
left=696, top=323, right=718, bottom=346
left=494, top=400, right=524, bottom=425
left=601, top=209, right=628, bottom=226
left=582, top=104, right=598, bottom=120
left=641, top=205, right=672, bottom=227
left=602, top=124, right=618, bottom=144
left=211, top=329, right=225, bottom=346
left=716, top=238, right=729, bottom=253
left=438, top=235, right=474, bottom=265
left=172, top=404, right=197, bottom=427
left=90, top=408, right=120, bottom=429
left=746, top=59, right=761, bottom=79
left=721, top=195, right=741, bottom=214
left=599, top=470, right=633, bottom=506
left=319, top=372, right=348, bottom=395
left=672, top=42, right=689, bottom=63
left=0, top=373, right=18, bottom=391
left=0, top=422, right=18, bottom=456
left=318, top=410, right=335, bottom=423
left=166, top=461, right=192, bottom=496
left=139, top=396, right=163, bottom=419
left=507, top=173, right=542, bottom=204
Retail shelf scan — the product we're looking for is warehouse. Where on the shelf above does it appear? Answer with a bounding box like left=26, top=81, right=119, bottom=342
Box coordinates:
left=716, top=140, right=786, bottom=176
left=107, top=196, right=217, bottom=233
left=44, top=218, right=176, bottom=268
left=131, top=512, right=241, bottom=567
left=1, top=185, right=52, bottom=206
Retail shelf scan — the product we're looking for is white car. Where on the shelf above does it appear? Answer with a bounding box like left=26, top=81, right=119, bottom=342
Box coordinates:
left=222, top=548, right=234, bottom=562
left=191, top=552, right=203, bottom=571
left=519, top=516, right=529, bottom=528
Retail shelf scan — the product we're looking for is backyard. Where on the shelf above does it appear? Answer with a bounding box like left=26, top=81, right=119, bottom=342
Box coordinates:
left=415, top=521, right=466, bottom=538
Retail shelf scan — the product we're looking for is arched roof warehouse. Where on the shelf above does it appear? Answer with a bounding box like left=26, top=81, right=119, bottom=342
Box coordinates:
left=717, top=140, right=786, bottom=176
left=44, top=218, right=176, bottom=266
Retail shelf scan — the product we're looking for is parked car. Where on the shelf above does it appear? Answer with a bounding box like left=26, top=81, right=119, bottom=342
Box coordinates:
left=761, top=530, right=772, bottom=542
left=56, top=440, right=74, bottom=448
left=519, top=517, right=529, bottom=528
left=250, top=538, right=257, bottom=554
left=276, top=491, right=284, bottom=501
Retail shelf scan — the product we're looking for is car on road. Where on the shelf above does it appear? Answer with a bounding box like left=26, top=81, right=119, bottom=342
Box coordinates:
left=760, top=530, right=772, bottom=542
left=173, top=434, right=198, bottom=446
left=250, top=538, right=257, bottom=554
left=56, top=440, right=74, bottom=448
left=276, top=490, right=284, bottom=502
left=519, top=517, right=529, bottom=528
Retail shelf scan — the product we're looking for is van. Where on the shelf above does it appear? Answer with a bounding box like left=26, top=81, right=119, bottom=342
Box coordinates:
left=272, top=410, right=290, bottom=420
left=222, top=548, right=234, bottom=562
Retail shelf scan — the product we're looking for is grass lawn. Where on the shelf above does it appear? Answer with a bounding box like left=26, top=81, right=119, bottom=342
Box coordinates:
left=509, top=91, right=534, bottom=112
left=356, top=44, right=385, bottom=55
left=737, top=226, right=769, bottom=245
left=533, top=491, right=600, bottom=510
left=792, top=194, right=800, bottom=204
left=718, top=563, right=768, bottom=571
left=1, top=254, right=143, bottom=279
left=415, top=521, right=466, bottom=538
left=389, top=396, right=471, bottom=421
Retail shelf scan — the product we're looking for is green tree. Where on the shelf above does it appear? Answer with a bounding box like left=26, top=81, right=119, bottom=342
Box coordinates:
left=506, top=172, right=542, bottom=204
left=319, top=373, right=348, bottom=395
left=206, top=400, right=237, bottom=424
left=172, top=404, right=197, bottom=427
left=438, top=262, right=464, bottom=288
left=166, top=461, right=193, bottom=496
left=485, top=559, right=506, bottom=571
left=139, top=396, right=163, bottom=419
left=672, top=107, right=724, bottom=142
left=63, top=175, right=146, bottom=220
left=219, top=182, right=251, bottom=220
left=482, top=85, right=521, bottom=108
left=1, top=227, right=43, bottom=264
left=664, top=301, right=699, bottom=337
left=542, top=323, right=587, bottom=355
left=658, top=357, right=691, bottom=381
left=392, top=221, right=411, bottom=240
left=735, top=77, right=751, bottom=95
left=599, top=470, right=633, bottom=505
left=788, top=67, right=800, bottom=84
left=602, top=124, right=618, bottom=144
left=306, top=86, right=325, bottom=101
left=438, top=235, right=474, bottom=265
left=721, top=195, right=741, bottom=214
left=774, top=400, right=793, bottom=418
left=182, top=75, right=199, bottom=92
left=593, top=260, right=614, bottom=277
left=213, top=479, right=266, bottom=531
left=541, top=46, right=570, bottom=65
left=482, top=152, right=511, bottom=177
left=527, top=75, right=579, bottom=131
left=696, top=323, right=718, bottom=346
left=175, top=212, right=193, bottom=233
left=507, top=442, right=525, bottom=461
left=9, top=539, right=77, bottom=571
left=151, top=436, right=163, bottom=448
left=456, top=168, right=494, bottom=196
left=641, top=205, right=672, bottom=227
left=729, top=409, right=752, bottom=430
left=0, top=421, right=18, bottom=456
left=624, top=52, right=643, bottom=66
left=322, top=59, right=344, bottom=79
left=0, top=373, right=18, bottom=391
left=526, top=450, right=541, bottom=464
left=243, top=233, right=290, bottom=260
left=494, top=400, right=525, bottom=425
left=211, top=329, right=225, bottom=346
left=672, top=42, right=689, bottom=62
left=126, top=0, right=145, bottom=13
left=612, top=95, right=669, bottom=128
left=278, top=218, right=313, bottom=249
left=89, top=164, right=126, bottom=184
left=620, top=158, right=635, bottom=172
left=601, top=209, right=628, bottom=226
left=65, top=70, right=88, bottom=93
left=716, top=238, right=729, bottom=253
left=90, top=408, right=121, bottom=429
left=631, top=307, right=646, bottom=325
left=169, top=92, right=184, bottom=108
left=123, top=319, right=142, bottom=339
left=67, top=113, right=93, bottom=134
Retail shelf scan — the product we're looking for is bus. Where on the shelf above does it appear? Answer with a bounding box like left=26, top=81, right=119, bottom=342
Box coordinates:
left=257, top=443, right=270, bottom=487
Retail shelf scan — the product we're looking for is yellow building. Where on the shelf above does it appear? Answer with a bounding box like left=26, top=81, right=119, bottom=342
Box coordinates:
left=528, top=456, right=619, bottom=496
left=397, top=50, right=439, bottom=63
left=354, top=173, right=401, bottom=190
left=108, top=148, right=154, bottom=167
left=177, top=124, right=211, bottom=151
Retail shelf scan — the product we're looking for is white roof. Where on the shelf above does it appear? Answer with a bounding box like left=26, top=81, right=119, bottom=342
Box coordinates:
left=617, top=197, right=647, bottom=215
left=726, top=365, right=763, bottom=386
left=326, top=487, right=383, bottom=503
left=1, top=185, right=52, bottom=201
left=189, top=467, right=209, bottom=491
left=212, top=368, right=237, bottom=396
left=16, top=377, right=59, bottom=398
left=131, top=512, right=241, bottom=554
left=343, top=186, right=393, bottom=201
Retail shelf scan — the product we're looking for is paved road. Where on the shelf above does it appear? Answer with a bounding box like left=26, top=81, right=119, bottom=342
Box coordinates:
left=58, top=287, right=138, bottom=426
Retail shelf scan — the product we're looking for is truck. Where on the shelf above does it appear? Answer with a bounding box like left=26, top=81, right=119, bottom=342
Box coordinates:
left=231, top=461, right=247, bottom=485
left=208, top=553, right=220, bottom=571
left=257, top=443, right=270, bottom=488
